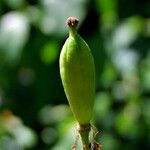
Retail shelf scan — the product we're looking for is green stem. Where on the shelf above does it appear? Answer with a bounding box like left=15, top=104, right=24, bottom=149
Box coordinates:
left=78, top=124, right=91, bottom=150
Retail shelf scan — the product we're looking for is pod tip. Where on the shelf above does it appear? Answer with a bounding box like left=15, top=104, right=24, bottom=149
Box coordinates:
left=66, top=17, right=79, bottom=28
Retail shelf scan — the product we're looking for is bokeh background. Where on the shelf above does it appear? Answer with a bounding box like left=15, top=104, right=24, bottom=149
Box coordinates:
left=0, top=0, right=150, bottom=149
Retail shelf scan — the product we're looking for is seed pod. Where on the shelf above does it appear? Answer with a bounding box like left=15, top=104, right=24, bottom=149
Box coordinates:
left=59, top=17, right=95, bottom=125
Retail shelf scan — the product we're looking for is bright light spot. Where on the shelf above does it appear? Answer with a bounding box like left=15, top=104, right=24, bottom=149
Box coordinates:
left=112, top=49, right=139, bottom=75
left=0, top=12, right=29, bottom=64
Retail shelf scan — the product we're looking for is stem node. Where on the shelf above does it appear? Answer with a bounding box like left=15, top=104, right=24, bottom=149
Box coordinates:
left=78, top=123, right=91, bottom=150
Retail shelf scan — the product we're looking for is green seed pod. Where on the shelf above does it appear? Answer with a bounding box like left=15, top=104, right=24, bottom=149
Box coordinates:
left=59, top=17, right=95, bottom=125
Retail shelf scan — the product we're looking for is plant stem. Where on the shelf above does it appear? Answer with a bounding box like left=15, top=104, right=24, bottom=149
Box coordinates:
left=78, top=124, right=91, bottom=150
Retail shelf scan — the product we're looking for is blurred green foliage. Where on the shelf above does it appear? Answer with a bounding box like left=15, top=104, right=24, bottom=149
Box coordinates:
left=0, top=0, right=150, bottom=149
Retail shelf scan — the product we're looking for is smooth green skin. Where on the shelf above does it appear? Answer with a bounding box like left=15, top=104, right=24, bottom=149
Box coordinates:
left=59, top=27, right=95, bottom=125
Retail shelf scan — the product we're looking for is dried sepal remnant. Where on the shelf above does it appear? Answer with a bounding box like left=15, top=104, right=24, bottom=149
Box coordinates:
left=82, top=145, right=86, bottom=150
left=91, top=142, right=102, bottom=150
left=90, top=125, right=102, bottom=150
left=72, top=144, right=77, bottom=150
left=73, top=124, right=102, bottom=150
left=72, top=142, right=102, bottom=150
left=66, top=17, right=79, bottom=27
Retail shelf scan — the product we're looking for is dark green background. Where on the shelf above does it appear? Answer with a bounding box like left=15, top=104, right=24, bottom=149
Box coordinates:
left=0, top=0, right=150, bottom=149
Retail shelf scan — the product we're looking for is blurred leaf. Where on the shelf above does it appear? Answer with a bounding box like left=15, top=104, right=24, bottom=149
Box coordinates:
left=0, top=110, right=37, bottom=149
left=94, top=92, right=112, bottom=118
left=40, top=41, right=59, bottom=65
left=95, top=0, right=117, bottom=30
left=41, top=127, right=57, bottom=145
left=25, top=6, right=42, bottom=26
left=100, top=62, right=117, bottom=88
left=99, top=133, right=119, bottom=150
left=0, top=11, right=29, bottom=65
left=39, top=104, right=72, bottom=125
left=5, top=0, right=25, bottom=9
left=112, top=16, right=144, bottom=49
left=141, top=100, right=150, bottom=126
left=115, top=102, right=141, bottom=138
left=0, top=136, right=23, bottom=150
left=140, top=52, right=150, bottom=91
